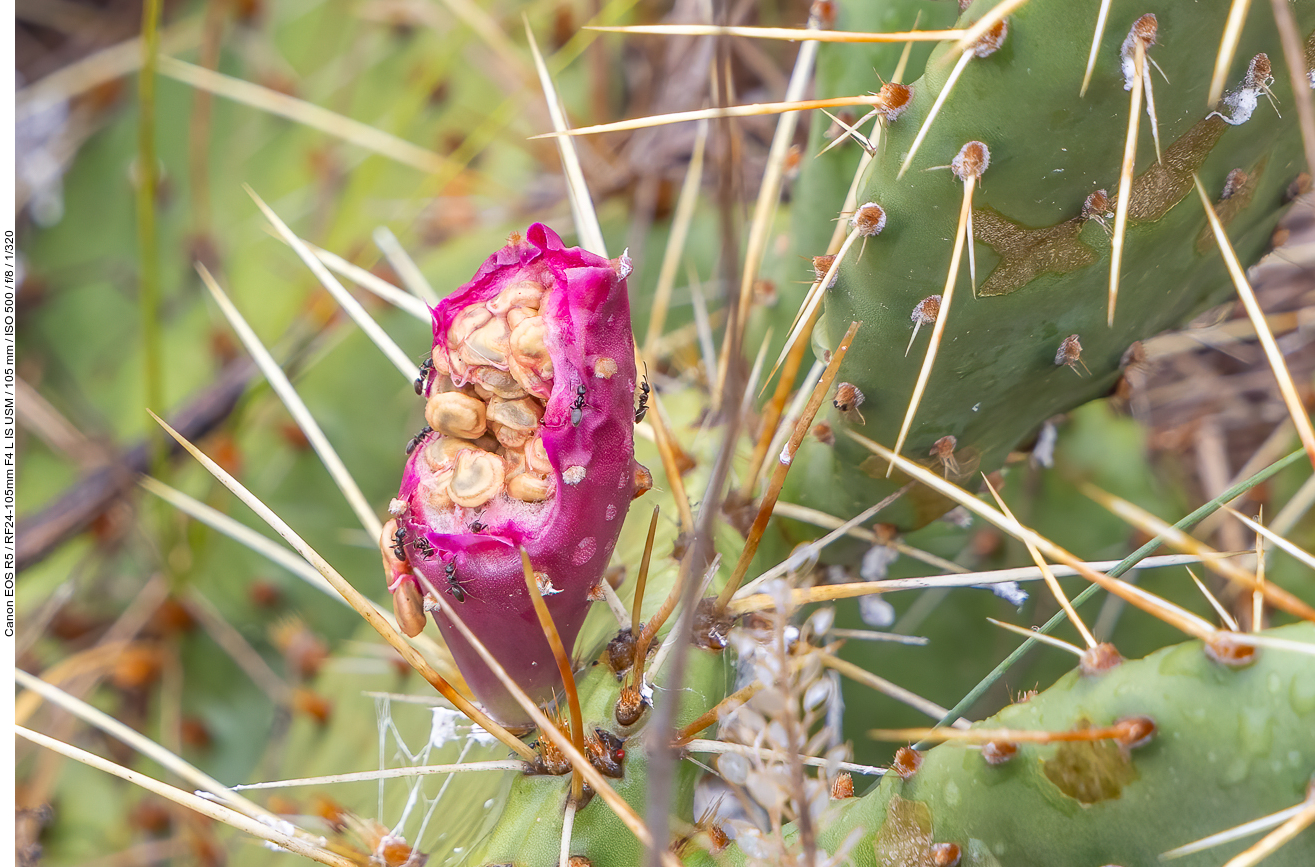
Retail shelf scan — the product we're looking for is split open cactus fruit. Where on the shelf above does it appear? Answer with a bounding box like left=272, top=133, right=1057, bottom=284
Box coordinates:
left=380, top=224, right=646, bottom=726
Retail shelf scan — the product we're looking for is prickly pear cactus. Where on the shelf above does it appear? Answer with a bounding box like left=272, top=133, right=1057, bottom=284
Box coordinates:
left=695, top=623, right=1315, bottom=867
left=786, top=0, right=1315, bottom=528
left=384, top=224, right=647, bottom=727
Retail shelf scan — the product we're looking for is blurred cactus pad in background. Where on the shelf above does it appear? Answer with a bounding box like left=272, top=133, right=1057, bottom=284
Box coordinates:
left=12, top=1, right=1315, bottom=867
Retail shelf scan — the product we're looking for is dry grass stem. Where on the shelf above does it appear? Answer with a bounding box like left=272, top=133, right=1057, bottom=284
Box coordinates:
left=888, top=174, right=974, bottom=472
left=1081, top=0, right=1114, bottom=96
left=197, top=264, right=382, bottom=539
left=820, top=652, right=967, bottom=726
left=372, top=226, right=440, bottom=306
left=1210, top=0, right=1255, bottom=107
left=587, top=24, right=967, bottom=44
left=849, top=432, right=1223, bottom=639
left=1162, top=802, right=1310, bottom=860
left=1222, top=796, right=1315, bottom=867
left=984, top=477, right=1097, bottom=648
left=524, top=18, right=605, bottom=257
left=644, top=122, right=708, bottom=359
left=533, top=94, right=904, bottom=139
left=1081, top=480, right=1315, bottom=620
left=245, top=187, right=417, bottom=380
left=159, top=57, right=452, bottom=174
left=1109, top=39, right=1144, bottom=326
left=521, top=549, right=587, bottom=803
left=231, top=760, right=527, bottom=790
left=17, top=726, right=356, bottom=867
left=719, top=321, right=862, bottom=607
left=1194, top=175, right=1315, bottom=470
left=149, top=412, right=537, bottom=761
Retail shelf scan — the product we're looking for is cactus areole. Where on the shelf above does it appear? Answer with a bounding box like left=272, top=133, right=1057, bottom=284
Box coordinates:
left=383, top=224, right=642, bottom=727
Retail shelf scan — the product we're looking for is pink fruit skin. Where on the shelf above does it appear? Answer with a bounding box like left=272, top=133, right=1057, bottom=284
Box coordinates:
left=394, top=224, right=640, bottom=727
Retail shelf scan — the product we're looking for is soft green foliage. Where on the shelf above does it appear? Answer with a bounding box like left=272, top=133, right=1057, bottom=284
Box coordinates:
left=700, top=623, right=1315, bottom=867
left=787, top=0, right=1315, bottom=528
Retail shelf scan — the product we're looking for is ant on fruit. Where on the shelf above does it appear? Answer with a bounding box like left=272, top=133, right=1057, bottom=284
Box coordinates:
left=414, top=358, right=433, bottom=396
left=469, top=518, right=487, bottom=533
left=444, top=557, right=467, bottom=603
left=570, top=384, right=588, bottom=427
left=413, top=537, right=435, bottom=560
left=391, top=526, right=407, bottom=561
left=635, top=364, right=650, bottom=424
left=405, top=425, right=432, bottom=456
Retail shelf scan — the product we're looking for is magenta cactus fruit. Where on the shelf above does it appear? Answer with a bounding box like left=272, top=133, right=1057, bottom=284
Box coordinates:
left=382, top=224, right=646, bottom=727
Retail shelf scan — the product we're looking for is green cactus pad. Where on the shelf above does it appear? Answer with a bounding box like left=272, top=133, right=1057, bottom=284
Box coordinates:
left=706, top=622, right=1315, bottom=866
left=786, top=0, right=1314, bottom=528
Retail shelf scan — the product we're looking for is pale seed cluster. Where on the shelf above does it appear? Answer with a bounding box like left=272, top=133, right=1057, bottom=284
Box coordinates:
left=417, top=275, right=575, bottom=513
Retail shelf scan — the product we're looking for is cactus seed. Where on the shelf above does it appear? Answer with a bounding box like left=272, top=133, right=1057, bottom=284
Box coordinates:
left=425, top=391, right=487, bottom=440
left=449, top=450, right=504, bottom=508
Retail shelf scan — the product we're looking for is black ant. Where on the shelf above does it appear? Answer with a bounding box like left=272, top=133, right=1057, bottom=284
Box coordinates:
left=413, top=537, right=435, bottom=560
left=570, top=384, right=588, bottom=427
left=469, top=518, right=487, bottom=533
left=444, top=557, right=467, bottom=603
left=414, top=358, right=434, bottom=396
left=391, top=526, right=407, bottom=561
left=405, top=425, right=433, bottom=456
left=634, top=365, right=650, bottom=424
